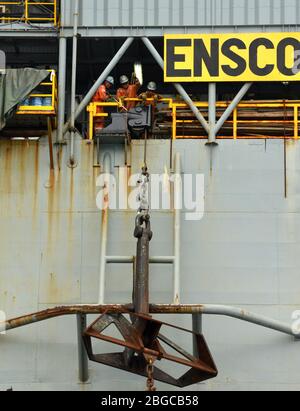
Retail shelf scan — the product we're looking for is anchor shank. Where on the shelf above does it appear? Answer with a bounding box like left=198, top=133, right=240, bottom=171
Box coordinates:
left=134, top=216, right=152, bottom=315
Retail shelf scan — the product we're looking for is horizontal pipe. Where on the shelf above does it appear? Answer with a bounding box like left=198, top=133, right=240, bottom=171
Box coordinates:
left=106, top=256, right=134, bottom=264
left=106, top=256, right=175, bottom=264
left=1, top=304, right=298, bottom=337
left=152, top=304, right=296, bottom=337
left=150, top=257, right=175, bottom=264
left=2, top=305, right=132, bottom=332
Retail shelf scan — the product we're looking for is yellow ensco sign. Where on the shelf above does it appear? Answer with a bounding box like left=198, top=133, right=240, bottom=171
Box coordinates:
left=164, top=33, right=300, bottom=82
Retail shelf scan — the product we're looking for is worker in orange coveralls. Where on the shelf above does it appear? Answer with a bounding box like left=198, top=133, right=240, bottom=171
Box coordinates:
left=116, top=75, right=141, bottom=111
left=139, top=82, right=162, bottom=109
left=139, top=82, right=162, bottom=124
left=92, top=76, right=114, bottom=131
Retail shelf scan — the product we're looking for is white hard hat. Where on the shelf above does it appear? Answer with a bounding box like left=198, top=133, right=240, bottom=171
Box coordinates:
left=147, top=81, right=157, bottom=91
left=106, top=76, right=114, bottom=85
left=120, top=75, right=129, bottom=85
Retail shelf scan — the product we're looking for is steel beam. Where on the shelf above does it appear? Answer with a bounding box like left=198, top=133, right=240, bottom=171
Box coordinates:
left=215, top=83, right=253, bottom=134
left=0, top=27, right=57, bottom=37
left=207, top=83, right=218, bottom=145
left=0, top=24, right=298, bottom=39
left=56, top=25, right=300, bottom=38
left=63, top=37, right=134, bottom=134
left=57, top=35, right=67, bottom=143
left=142, top=37, right=209, bottom=134
left=69, top=0, right=79, bottom=165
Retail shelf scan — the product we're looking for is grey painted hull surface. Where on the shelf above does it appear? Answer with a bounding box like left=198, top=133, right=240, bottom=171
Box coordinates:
left=0, top=138, right=299, bottom=391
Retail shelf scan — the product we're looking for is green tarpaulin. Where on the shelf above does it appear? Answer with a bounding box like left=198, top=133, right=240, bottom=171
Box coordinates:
left=0, top=68, right=49, bottom=130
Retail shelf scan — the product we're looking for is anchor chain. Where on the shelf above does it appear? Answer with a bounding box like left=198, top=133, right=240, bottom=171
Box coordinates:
left=136, top=166, right=150, bottom=215
left=136, top=166, right=156, bottom=391
left=136, top=123, right=150, bottom=216
left=146, top=357, right=157, bottom=392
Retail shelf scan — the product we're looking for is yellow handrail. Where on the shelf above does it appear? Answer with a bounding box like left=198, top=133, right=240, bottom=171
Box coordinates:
left=87, top=98, right=172, bottom=140
left=172, top=100, right=300, bottom=140
left=0, top=0, right=58, bottom=26
left=87, top=98, right=300, bottom=140
left=17, top=69, right=57, bottom=115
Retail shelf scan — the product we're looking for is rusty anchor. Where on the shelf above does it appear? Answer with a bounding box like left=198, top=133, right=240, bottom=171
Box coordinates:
left=83, top=168, right=218, bottom=388
left=83, top=310, right=218, bottom=388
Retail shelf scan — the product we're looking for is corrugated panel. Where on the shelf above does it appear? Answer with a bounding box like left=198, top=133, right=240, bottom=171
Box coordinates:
left=61, top=0, right=300, bottom=27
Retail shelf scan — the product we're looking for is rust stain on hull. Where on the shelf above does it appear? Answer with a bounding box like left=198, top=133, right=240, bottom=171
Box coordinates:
left=47, top=145, right=63, bottom=246
left=67, top=168, right=75, bottom=267
left=32, top=142, right=40, bottom=220
left=4, top=144, right=12, bottom=195
left=46, top=169, right=56, bottom=245
left=68, top=168, right=74, bottom=220
left=47, top=272, right=60, bottom=303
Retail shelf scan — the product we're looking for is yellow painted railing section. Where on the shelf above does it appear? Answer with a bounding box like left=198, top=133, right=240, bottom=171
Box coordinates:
left=17, top=69, right=57, bottom=115
left=0, top=1, right=58, bottom=25
left=87, top=98, right=300, bottom=141
left=172, top=101, right=300, bottom=140
left=87, top=98, right=172, bottom=140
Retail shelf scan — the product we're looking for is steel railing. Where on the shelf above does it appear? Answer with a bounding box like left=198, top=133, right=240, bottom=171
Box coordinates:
left=87, top=98, right=172, bottom=140
left=87, top=98, right=300, bottom=141
left=17, top=69, right=57, bottom=115
left=0, top=0, right=58, bottom=26
left=172, top=100, right=300, bottom=140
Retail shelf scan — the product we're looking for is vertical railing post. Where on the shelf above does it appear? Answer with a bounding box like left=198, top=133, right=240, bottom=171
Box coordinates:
left=192, top=314, right=203, bottom=357
left=172, top=105, right=177, bottom=140
left=54, top=0, right=57, bottom=26
left=25, top=0, right=29, bottom=23
left=77, top=314, right=89, bottom=383
left=98, top=154, right=112, bottom=304
left=233, top=107, right=238, bottom=140
left=174, top=153, right=181, bottom=304
left=294, top=105, right=298, bottom=140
